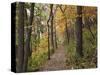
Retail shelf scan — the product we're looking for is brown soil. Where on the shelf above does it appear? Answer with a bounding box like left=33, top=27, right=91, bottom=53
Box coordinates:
left=39, top=45, right=70, bottom=71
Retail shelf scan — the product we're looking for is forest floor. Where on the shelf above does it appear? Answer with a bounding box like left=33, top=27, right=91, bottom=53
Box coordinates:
left=39, top=45, right=70, bottom=71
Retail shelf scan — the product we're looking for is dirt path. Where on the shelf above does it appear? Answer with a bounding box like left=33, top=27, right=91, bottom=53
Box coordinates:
left=39, top=45, right=68, bottom=71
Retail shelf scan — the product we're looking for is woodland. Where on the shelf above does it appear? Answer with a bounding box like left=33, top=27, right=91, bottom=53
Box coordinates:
left=15, top=2, right=97, bottom=72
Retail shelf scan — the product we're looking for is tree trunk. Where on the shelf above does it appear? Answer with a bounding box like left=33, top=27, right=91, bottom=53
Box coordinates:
left=54, top=26, right=58, bottom=48
left=47, top=19, right=50, bottom=60
left=50, top=4, right=55, bottom=53
left=76, top=6, right=83, bottom=57
left=59, top=6, right=70, bottom=44
left=47, top=6, right=51, bottom=60
left=17, top=2, right=24, bottom=72
left=23, top=3, right=35, bottom=71
left=65, top=22, right=70, bottom=44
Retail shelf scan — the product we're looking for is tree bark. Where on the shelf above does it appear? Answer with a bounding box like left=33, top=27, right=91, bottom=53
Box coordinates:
left=17, top=2, right=24, bottom=72
left=47, top=17, right=50, bottom=60
left=54, top=26, right=58, bottom=48
left=23, top=3, right=35, bottom=71
left=50, top=4, right=55, bottom=53
left=65, top=22, right=70, bottom=44
left=76, top=6, right=83, bottom=57
left=47, top=6, right=52, bottom=60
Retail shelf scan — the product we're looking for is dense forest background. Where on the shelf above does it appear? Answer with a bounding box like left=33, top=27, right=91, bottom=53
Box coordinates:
left=15, top=2, right=97, bottom=72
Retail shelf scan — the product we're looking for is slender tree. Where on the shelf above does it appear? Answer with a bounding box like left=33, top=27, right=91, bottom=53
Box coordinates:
left=47, top=5, right=52, bottom=59
left=47, top=16, right=51, bottom=60
left=50, top=4, right=55, bottom=53
left=17, top=2, right=24, bottom=72
left=54, top=7, right=58, bottom=49
left=59, top=5, right=70, bottom=44
left=76, top=6, right=83, bottom=57
left=65, top=22, right=70, bottom=44
left=23, top=3, right=35, bottom=71
left=54, top=25, right=58, bottom=48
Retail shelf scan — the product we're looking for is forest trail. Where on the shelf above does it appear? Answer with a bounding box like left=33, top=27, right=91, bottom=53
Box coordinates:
left=39, top=45, right=68, bottom=71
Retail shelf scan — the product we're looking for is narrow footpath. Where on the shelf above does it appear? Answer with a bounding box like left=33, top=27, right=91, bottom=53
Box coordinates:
left=39, top=45, right=68, bottom=71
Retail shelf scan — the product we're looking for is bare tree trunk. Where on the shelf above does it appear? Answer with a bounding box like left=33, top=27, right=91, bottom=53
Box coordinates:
left=76, top=6, right=83, bottom=57
left=47, top=18, right=50, bottom=60
left=23, top=3, right=35, bottom=71
left=47, top=4, right=55, bottom=60
left=50, top=4, right=55, bottom=53
left=17, top=2, right=24, bottom=72
left=54, top=26, right=58, bottom=48
left=65, top=22, right=70, bottom=44
left=47, top=6, right=52, bottom=60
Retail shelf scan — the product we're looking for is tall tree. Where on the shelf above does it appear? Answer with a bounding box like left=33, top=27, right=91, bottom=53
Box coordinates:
left=23, top=3, right=35, bottom=71
left=54, top=25, right=58, bottom=48
left=65, top=22, right=70, bottom=44
left=47, top=15, right=51, bottom=60
left=17, top=2, right=24, bottom=72
left=53, top=6, right=58, bottom=49
left=50, top=4, right=55, bottom=53
left=47, top=5, right=52, bottom=60
left=76, top=6, right=83, bottom=57
left=59, top=5, right=70, bottom=44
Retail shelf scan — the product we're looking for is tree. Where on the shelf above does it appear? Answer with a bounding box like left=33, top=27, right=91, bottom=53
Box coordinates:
left=54, top=24, right=58, bottom=48
left=23, top=3, right=35, bottom=71
left=59, top=5, right=70, bottom=44
left=17, top=2, right=24, bottom=72
left=47, top=5, right=53, bottom=60
left=76, top=6, right=83, bottom=57
left=47, top=14, right=51, bottom=60
left=53, top=5, right=58, bottom=49
left=50, top=4, right=55, bottom=53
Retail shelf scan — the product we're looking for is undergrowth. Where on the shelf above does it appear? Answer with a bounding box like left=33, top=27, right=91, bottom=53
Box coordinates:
left=65, top=26, right=97, bottom=69
left=27, top=37, right=48, bottom=71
